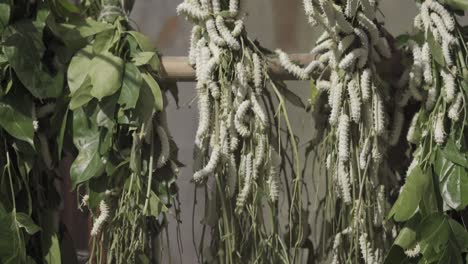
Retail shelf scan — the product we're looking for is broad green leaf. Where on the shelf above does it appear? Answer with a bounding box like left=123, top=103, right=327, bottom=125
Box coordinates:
left=133, top=83, right=155, bottom=124
left=141, top=72, right=163, bottom=112
left=443, top=0, right=468, bottom=10
left=93, top=28, right=118, bottom=53
left=15, top=213, right=40, bottom=235
left=89, top=52, right=124, bottom=101
left=0, top=100, right=34, bottom=146
left=0, top=212, right=20, bottom=264
left=127, top=31, right=154, bottom=52
left=394, top=214, right=421, bottom=249
left=145, top=191, right=169, bottom=217
left=44, top=234, right=61, bottom=264
left=427, top=31, right=445, bottom=66
left=418, top=213, right=450, bottom=252
left=118, top=63, right=142, bottom=110
left=389, top=164, right=430, bottom=221
left=448, top=219, right=468, bottom=251
left=434, top=149, right=455, bottom=182
left=441, top=164, right=467, bottom=210
left=442, top=139, right=468, bottom=168
left=69, top=77, right=93, bottom=110
left=132, top=52, right=160, bottom=72
left=68, top=46, right=93, bottom=94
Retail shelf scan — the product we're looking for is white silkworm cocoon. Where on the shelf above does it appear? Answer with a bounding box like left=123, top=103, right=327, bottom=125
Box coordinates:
left=206, top=18, right=226, bottom=47
left=311, top=39, right=334, bottom=55
left=345, top=0, right=358, bottom=17
left=376, top=37, right=392, bottom=59
left=425, top=86, right=438, bottom=110
left=251, top=95, right=267, bottom=126
left=317, top=80, right=331, bottom=92
left=156, top=125, right=170, bottom=168
left=231, top=20, right=244, bottom=37
left=176, top=2, right=210, bottom=20
left=216, top=16, right=240, bottom=50
left=421, top=43, right=432, bottom=84
left=189, top=26, right=202, bottom=66
left=373, top=93, right=386, bottom=135
left=338, top=35, right=356, bottom=53
left=252, top=53, right=263, bottom=90
left=357, top=12, right=379, bottom=45
left=91, top=200, right=110, bottom=236
left=276, top=49, right=308, bottom=80
left=339, top=48, right=367, bottom=70
left=434, top=113, right=446, bottom=145
left=194, top=146, right=221, bottom=183
left=338, top=162, right=352, bottom=204
left=427, top=0, right=455, bottom=31
left=235, top=100, right=251, bottom=137
left=407, top=113, right=420, bottom=144
left=212, top=0, right=221, bottom=13
left=405, top=244, right=421, bottom=258
left=360, top=137, right=371, bottom=169
left=448, top=93, right=463, bottom=121
left=329, top=83, right=343, bottom=125
left=359, top=233, right=376, bottom=264
left=348, top=79, right=362, bottom=122
left=319, top=0, right=336, bottom=26
left=338, top=114, right=350, bottom=162
left=195, top=93, right=210, bottom=147
left=229, top=0, right=239, bottom=16
left=361, top=68, right=371, bottom=101
left=334, top=6, right=354, bottom=33
left=441, top=70, right=456, bottom=103
left=389, top=109, right=404, bottom=146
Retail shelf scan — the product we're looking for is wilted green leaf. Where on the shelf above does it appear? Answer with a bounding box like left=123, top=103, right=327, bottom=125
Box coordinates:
left=15, top=213, right=40, bottom=235
left=89, top=52, right=124, bottom=101
left=141, top=72, right=163, bottom=112
left=127, top=31, right=154, bottom=52
left=118, top=63, right=142, bottom=110
left=145, top=191, right=169, bottom=217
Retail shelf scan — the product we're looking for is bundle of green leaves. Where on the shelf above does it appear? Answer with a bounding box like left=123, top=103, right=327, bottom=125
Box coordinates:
left=386, top=0, right=468, bottom=263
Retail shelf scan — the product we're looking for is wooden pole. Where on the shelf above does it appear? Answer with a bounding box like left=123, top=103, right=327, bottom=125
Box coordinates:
left=159, top=54, right=316, bottom=82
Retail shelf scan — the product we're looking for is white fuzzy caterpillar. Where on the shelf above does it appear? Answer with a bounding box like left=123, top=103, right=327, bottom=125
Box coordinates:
left=373, top=93, right=386, bottom=135
left=205, top=18, right=226, bottom=47
left=236, top=153, right=253, bottom=210
left=434, top=113, right=446, bottom=145
left=354, top=28, right=369, bottom=52
left=430, top=13, right=454, bottom=42
left=425, top=86, right=438, bottom=110
left=361, top=68, right=371, bottom=101
left=189, top=26, right=202, bottom=66
left=252, top=53, right=263, bottom=91
left=231, top=20, right=244, bottom=37
left=229, top=0, right=239, bottom=16
left=91, top=200, right=110, bottom=236
left=407, top=113, right=420, bottom=144
left=345, top=0, right=358, bottom=17
left=427, top=0, right=455, bottom=31
left=195, top=93, right=211, bottom=147
left=329, top=83, right=343, bottom=125
left=421, top=43, right=432, bottom=84
left=359, top=233, right=375, bottom=264
left=319, top=0, right=336, bottom=27
left=255, top=135, right=266, bottom=168
left=389, top=109, right=404, bottom=146
left=338, top=114, right=350, bottom=162
left=448, top=93, right=463, bottom=121
left=376, top=37, right=392, bottom=59
left=338, top=162, right=352, bottom=204
left=405, top=243, right=421, bottom=258
left=156, top=125, right=170, bottom=168
left=357, top=12, right=379, bottom=45
left=304, top=61, right=324, bottom=74
left=338, top=35, right=356, bottom=53
left=442, top=39, right=454, bottom=66
left=212, top=0, right=221, bottom=13
left=339, top=48, right=367, bottom=70
left=348, top=79, right=362, bottom=122
left=319, top=51, right=337, bottom=68
left=267, top=151, right=280, bottom=202
left=193, top=146, right=221, bottom=183
left=311, top=39, right=334, bottom=55
left=216, top=16, right=241, bottom=50
left=251, top=95, right=267, bottom=126
left=441, top=70, right=455, bottom=103
left=360, top=0, right=376, bottom=20
left=360, top=137, right=371, bottom=169
left=334, top=6, right=354, bottom=33
left=229, top=121, right=239, bottom=151
left=317, top=80, right=331, bottom=92
left=330, top=232, right=342, bottom=264
left=303, top=0, right=314, bottom=16
left=276, top=49, right=308, bottom=80
left=420, top=2, right=431, bottom=31
left=236, top=62, right=248, bottom=87
left=177, top=2, right=210, bottom=21
left=234, top=100, right=251, bottom=137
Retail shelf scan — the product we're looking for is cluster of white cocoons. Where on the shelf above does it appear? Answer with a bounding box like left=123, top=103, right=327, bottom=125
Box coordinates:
left=91, top=200, right=110, bottom=236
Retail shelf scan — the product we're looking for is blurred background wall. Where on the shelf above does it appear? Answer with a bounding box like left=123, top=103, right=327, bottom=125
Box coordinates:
left=128, top=1, right=418, bottom=262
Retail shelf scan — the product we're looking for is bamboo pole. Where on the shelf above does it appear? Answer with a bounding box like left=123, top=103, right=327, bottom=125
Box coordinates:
left=159, top=54, right=316, bottom=82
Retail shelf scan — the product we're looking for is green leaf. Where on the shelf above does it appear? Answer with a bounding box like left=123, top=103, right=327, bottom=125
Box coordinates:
left=68, top=46, right=94, bottom=95
left=276, top=81, right=305, bottom=109
left=448, top=219, right=468, bottom=251
left=93, top=28, right=118, bottom=53
left=127, top=31, right=154, bottom=52
left=15, top=213, right=40, bottom=235
left=310, top=81, right=319, bottom=111
left=89, top=52, right=124, bottom=101
left=427, top=31, right=445, bottom=67
left=394, top=214, right=421, bottom=249
left=141, top=72, right=163, bottom=112
left=389, top=164, right=430, bottom=221
left=0, top=100, right=34, bottom=146
left=70, top=107, right=105, bottom=188
left=442, top=139, right=468, bottom=168
left=383, top=245, right=408, bottom=264
left=69, top=77, right=93, bottom=110
left=132, top=52, right=160, bottom=72
left=441, top=164, right=468, bottom=210
left=118, top=63, right=142, bottom=110
left=44, top=234, right=61, bottom=264
left=145, top=191, right=169, bottom=217
left=443, top=0, right=468, bottom=10
left=435, top=148, right=456, bottom=182
left=0, top=3, right=10, bottom=33
left=57, top=108, right=69, bottom=160
left=418, top=213, right=450, bottom=252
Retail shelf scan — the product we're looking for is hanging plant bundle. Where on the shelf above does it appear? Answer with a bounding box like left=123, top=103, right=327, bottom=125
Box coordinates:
left=63, top=1, right=180, bottom=262
left=386, top=0, right=468, bottom=262
left=178, top=0, right=305, bottom=262
left=278, top=0, right=405, bottom=262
